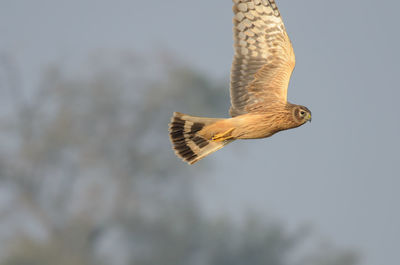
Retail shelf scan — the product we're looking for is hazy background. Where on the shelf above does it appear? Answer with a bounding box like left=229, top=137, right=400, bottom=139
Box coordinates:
left=1, top=0, right=399, bottom=264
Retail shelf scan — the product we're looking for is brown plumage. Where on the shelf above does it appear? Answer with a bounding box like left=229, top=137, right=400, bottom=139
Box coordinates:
left=169, top=0, right=312, bottom=165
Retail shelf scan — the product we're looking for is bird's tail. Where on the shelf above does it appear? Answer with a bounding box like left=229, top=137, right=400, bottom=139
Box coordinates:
left=169, top=112, right=234, bottom=165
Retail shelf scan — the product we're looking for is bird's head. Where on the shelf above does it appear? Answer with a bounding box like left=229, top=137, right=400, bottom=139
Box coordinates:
left=292, top=105, right=312, bottom=124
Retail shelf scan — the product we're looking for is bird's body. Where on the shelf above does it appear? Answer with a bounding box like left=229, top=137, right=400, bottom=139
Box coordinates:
left=169, top=0, right=312, bottom=164
left=199, top=103, right=308, bottom=140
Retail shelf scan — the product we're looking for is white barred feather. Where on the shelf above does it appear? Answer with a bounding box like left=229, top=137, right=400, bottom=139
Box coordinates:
left=230, top=0, right=296, bottom=117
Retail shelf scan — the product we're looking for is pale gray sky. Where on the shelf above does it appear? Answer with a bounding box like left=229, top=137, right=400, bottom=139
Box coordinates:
left=1, top=1, right=400, bottom=265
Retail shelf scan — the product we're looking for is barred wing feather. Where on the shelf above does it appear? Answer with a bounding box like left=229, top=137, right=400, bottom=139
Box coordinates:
left=230, top=0, right=296, bottom=116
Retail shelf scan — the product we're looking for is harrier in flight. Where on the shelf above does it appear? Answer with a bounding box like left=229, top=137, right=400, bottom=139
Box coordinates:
left=169, top=0, right=311, bottom=164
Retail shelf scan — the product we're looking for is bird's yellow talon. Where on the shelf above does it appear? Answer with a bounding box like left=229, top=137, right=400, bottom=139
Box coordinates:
left=212, top=128, right=235, bottom=142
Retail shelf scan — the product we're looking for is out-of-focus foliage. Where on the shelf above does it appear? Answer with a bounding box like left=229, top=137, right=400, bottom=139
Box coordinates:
left=299, top=242, right=360, bottom=265
left=0, top=52, right=358, bottom=265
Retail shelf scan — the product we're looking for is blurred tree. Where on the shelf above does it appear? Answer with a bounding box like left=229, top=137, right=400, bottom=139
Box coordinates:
left=0, top=52, right=359, bottom=265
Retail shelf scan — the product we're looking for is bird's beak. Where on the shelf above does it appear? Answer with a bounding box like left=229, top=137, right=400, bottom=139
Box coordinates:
left=307, top=113, right=312, bottom=123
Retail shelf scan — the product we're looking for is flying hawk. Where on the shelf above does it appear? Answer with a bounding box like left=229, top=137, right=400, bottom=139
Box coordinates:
left=169, top=0, right=311, bottom=164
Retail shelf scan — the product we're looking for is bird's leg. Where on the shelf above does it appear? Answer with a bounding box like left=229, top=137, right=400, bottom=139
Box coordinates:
left=212, top=128, right=235, bottom=142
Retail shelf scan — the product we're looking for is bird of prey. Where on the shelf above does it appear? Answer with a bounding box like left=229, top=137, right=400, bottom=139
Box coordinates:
left=169, top=0, right=311, bottom=165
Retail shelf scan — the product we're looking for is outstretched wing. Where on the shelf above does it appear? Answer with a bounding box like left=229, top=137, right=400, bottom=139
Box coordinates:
left=230, top=0, right=295, bottom=117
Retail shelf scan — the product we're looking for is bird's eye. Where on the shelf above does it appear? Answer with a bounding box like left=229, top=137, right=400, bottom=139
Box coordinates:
left=300, top=111, right=305, bottom=116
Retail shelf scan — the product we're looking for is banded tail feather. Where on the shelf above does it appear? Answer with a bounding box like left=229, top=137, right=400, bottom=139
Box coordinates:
left=169, top=112, right=233, bottom=165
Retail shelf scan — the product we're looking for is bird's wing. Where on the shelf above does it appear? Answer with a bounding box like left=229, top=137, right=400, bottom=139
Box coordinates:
left=230, top=0, right=295, bottom=117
